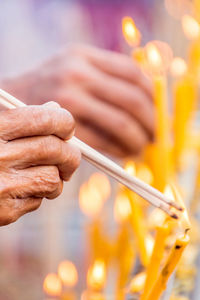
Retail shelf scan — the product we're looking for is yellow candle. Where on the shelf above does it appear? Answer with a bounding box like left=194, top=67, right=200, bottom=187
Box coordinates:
left=146, top=234, right=190, bottom=300
left=153, top=75, right=171, bottom=191
left=173, top=75, right=197, bottom=166
left=141, top=223, right=170, bottom=300
left=127, top=190, right=149, bottom=266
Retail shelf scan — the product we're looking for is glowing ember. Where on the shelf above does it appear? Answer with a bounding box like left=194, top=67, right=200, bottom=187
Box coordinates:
left=114, top=193, right=131, bottom=223
left=122, top=17, right=141, bottom=47
left=79, top=183, right=104, bottom=217
left=87, top=260, right=106, bottom=291
left=170, top=57, right=188, bottom=77
left=182, top=15, right=200, bottom=40
left=58, top=260, right=78, bottom=287
left=43, top=273, right=62, bottom=296
left=137, top=164, right=154, bottom=185
left=88, top=173, right=111, bottom=202
left=124, top=161, right=136, bottom=176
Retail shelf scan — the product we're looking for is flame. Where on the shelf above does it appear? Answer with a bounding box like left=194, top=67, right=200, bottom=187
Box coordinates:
left=148, top=208, right=166, bottom=229
left=145, top=43, right=163, bottom=72
left=122, top=17, right=141, bottom=47
left=58, top=260, right=78, bottom=287
left=43, top=273, right=62, bottom=296
left=182, top=15, right=200, bottom=40
left=170, top=57, right=188, bottom=77
left=88, top=173, right=111, bottom=202
left=137, top=164, right=154, bottom=185
left=145, top=41, right=173, bottom=74
left=132, top=47, right=146, bottom=65
left=129, top=272, right=146, bottom=293
left=145, top=234, right=154, bottom=258
left=87, top=260, right=106, bottom=291
left=124, top=161, right=136, bottom=176
left=114, top=193, right=131, bottom=223
left=79, top=183, right=104, bottom=217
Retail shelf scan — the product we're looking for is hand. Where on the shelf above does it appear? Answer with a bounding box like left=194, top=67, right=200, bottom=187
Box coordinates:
left=2, top=44, right=154, bottom=158
left=0, top=102, right=81, bottom=226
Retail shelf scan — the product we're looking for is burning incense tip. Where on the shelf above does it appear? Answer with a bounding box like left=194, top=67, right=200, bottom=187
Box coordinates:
left=171, top=213, right=179, bottom=220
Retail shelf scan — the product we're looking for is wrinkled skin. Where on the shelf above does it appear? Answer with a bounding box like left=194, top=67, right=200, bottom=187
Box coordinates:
left=2, top=44, right=155, bottom=158
left=0, top=102, right=81, bottom=226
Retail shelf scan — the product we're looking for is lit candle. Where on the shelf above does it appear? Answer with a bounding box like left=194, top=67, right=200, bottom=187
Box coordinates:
left=146, top=233, right=190, bottom=300
left=124, top=162, right=149, bottom=266
left=43, top=273, right=62, bottom=299
left=171, top=57, right=197, bottom=167
left=140, top=223, right=170, bottom=300
left=58, top=260, right=78, bottom=300
left=145, top=42, right=171, bottom=191
left=87, top=260, right=106, bottom=292
left=122, top=17, right=141, bottom=47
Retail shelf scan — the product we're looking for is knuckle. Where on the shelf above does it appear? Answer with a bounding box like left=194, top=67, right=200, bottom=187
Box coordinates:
left=43, top=166, right=61, bottom=193
left=41, top=135, right=62, bottom=160
left=65, top=145, right=81, bottom=179
left=59, top=108, right=75, bottom=138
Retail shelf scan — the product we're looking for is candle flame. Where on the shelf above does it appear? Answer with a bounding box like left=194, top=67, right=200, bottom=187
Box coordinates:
left=170, top=57, right=188, bottom=77
left=43, top=273, right=62, bottom=296
left=114, top=193, right=132, bottom=223
left=88, top=173, right=111, bottom=202
left=79, top=183, right=104, bottom=217
left=58, top=260, right=78, bottom=287
left=137, top=164, right=154, bottom=185
left=124, top=161, right=136, bottom=176
left=129, top=272, right=146, bottom=293
left=145, top=41, right=173, bottom=75
left=87, top=260, right=106, bottom=291
left=145, top=43, right=163, bottom=72
left=182, top=15, right=200, bottom=40
left=122, top=17, right=141, bottom=47
left=145, top=234, right=154, bottom=258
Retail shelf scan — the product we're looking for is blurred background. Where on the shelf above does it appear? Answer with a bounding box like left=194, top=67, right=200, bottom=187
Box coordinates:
left=0, top=0, right=195, bottom=299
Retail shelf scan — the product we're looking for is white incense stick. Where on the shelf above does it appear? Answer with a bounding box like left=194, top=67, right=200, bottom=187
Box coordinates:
left=0, top=88, right=181, bottom=218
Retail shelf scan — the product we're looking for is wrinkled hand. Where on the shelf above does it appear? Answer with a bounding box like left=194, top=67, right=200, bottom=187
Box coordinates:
left=2, top=44, right=155, bottom=157
left=0, top=102, right=81, bottom=226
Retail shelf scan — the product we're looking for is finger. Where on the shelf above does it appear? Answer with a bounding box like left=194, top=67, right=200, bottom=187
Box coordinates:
left=0, top=166, right=63, bottom=200
left=64, top=61, right=155, bottom=136
left=0, top=102, right=75, bottom=141
left=59, top=88, right=148, bottom=154
left=3, top=136, right=81, bottom=181
left=85, top=68, right=155, bottom=136
left=74, top=44, right=153, bottom=99
left=0, top=197, right=42, bottom=226
left=76, top=122, right=131, bottom=158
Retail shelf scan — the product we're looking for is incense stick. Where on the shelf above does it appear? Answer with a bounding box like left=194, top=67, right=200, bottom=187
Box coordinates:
left=0, top=88, right=181, bottom=218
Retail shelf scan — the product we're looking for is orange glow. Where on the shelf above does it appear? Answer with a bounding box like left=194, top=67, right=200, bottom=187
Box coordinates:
left=145, top=234, right=154, bottom=258
left=43, top=273, right=62, bottom=296
left=87, top=260, right=106, bottom=291
left=122, top=17, right=141, bottom=47
left=182, top=15, right=200, bottom=40
left=148, top=208, right=166, bottom=229
left=129, top=272, right=146, bottom=293
left=145, top=41, right=173, bottom=74
left=170, top=57, right=188, bottom=77
left=79, top=183, right=103, bottom=217
left=58, top=260, right=78, bottom=287
left=124, top=161, right=136, bottom=176
left=137, top=164, right=154, bottom=185
left=145, top=43, right=163, bottom=72
left=132, top=47, right=146, bottom=65
left=114, top=193, right=131, bottom=223
left=88, top=173, right=111, bottom=202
